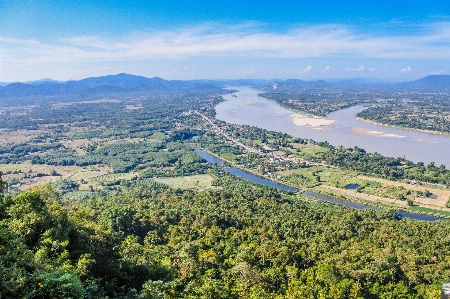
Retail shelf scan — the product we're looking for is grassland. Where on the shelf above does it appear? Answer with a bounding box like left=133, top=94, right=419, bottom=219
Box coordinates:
left=154, top=174, right=215, bottom=190
left=277, top=163, right=450, bottom=217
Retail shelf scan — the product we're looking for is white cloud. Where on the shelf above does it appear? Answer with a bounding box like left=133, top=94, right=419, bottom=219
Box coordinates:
left=430, top=70, right=446, bottom=75
left=1, top=22, right=450, bottom=80
left=2, top=22, right=450, bottom=63
left=346, top=65, right=374, bottom=72
left=324, top=66, right=330, bottom=71
left=357, top=65, right=365, bottom=71
left=303, top=65, right=313, bottom=72
left=399, top=67, right=412, bottom=72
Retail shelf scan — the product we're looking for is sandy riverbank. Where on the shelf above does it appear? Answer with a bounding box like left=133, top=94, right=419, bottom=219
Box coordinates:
left=356, top=117, right=449, bottom=136
left=290, top=113, right=336, bottom=128
left=351, top=127, right=405, bottom=138
left=410, top=138, right=438, bottom=144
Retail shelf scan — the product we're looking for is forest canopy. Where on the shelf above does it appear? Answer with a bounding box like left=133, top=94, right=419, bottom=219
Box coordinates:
left=0, top=172, right=449, bottom=298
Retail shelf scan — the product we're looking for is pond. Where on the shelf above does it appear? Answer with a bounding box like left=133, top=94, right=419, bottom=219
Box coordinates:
left=426, top=193, right=438, bottom=199
left=345, top=184, right=359, bottom=190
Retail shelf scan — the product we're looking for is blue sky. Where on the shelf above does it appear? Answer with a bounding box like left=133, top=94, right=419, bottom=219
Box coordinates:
left=1, top=0, right=449, bottom=82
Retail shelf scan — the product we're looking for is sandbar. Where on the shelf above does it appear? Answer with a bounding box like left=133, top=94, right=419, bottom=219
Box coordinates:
left=410, top=139, right=438, bottom=144
left=351, top=127, right=405, bottom=138
left=290, top=114, right=336, bottom=128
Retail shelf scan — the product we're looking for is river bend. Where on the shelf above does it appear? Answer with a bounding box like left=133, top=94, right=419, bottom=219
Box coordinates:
left=215, top=87, right=450, bottom=167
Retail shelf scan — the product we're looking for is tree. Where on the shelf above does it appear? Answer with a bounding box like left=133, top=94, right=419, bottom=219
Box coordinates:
left=100, top=206, right=143, bottom=237
left=34, top=271, right=84, bottom=299
left=0, top=171, right=7, bottom=194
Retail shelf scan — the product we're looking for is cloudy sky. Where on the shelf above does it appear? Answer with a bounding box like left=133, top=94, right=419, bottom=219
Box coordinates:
left=1, top=0, right=449, bottom=82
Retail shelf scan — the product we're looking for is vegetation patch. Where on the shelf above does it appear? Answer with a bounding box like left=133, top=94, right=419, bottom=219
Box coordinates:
left=155, top=174, right=215, bottom=190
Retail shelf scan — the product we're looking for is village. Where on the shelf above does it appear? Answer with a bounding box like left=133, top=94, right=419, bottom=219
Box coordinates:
left=194, top=110, right=317, bottom=178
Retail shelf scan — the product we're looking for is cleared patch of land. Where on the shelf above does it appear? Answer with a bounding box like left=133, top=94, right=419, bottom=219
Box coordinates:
left=318, top=185, right=408, bottom=206
left=155, top=174, right=215, bottom=190
left=277, top=164, right=450, bottom=214
left=52, top=99, right=120, bottom=108
left=1, top=162, right=112, bottom=191
left=124, top=104, right=144, bottom=110
left=357, top=175, right=450, bottom=208
left=0, top=129, right=48, bottom=145
left=0, top=105, right=38, bottom=117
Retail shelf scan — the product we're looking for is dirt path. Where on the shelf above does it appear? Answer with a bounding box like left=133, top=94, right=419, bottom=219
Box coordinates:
left=319, top=185, right=408, bottom=206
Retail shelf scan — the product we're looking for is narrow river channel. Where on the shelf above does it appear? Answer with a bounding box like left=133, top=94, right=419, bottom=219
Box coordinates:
left=195, top=148, right=444, bottom=221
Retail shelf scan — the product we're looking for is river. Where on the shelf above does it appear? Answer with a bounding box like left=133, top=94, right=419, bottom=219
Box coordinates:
left=194, top=150, right=297, bottom=192
left=194, top=150, right=444, bottom=221
left=215, top=87, right=450, bottom=167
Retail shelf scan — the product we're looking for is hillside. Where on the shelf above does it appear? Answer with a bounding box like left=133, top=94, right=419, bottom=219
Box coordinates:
left=1, top=172, right=448, bottom=298
left=400, top=75, right=450, bottom=89
left=0, top=73, right=222, bottom=98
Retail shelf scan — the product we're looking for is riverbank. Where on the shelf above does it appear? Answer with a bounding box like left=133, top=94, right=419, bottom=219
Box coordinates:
left=356, top=116, right=450, bottom=136
left=310, top=186, right=448, bottom=220
left=258, top=97, right=337, bottom=128
left=194, top=149, right=298, bottom=192
left=195, top=148, right=448, bottom=220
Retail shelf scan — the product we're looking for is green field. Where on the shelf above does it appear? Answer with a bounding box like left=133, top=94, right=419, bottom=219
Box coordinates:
left=155, top=174, right=215, bottom=190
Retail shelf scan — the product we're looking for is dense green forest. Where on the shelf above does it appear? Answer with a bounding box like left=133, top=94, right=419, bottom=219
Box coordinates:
left=1, top=172, right=450, bottom=298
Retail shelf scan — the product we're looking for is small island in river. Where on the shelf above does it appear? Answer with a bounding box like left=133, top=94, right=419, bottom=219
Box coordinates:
left=290, top=113, right=336, bottom=128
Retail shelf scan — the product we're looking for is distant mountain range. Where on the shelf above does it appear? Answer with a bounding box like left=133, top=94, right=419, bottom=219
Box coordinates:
left=1, top=74, right=449, bottom=98
left=0, top=73, right=222, bottom=98
left=272, top=76, right=450, bottom=89
left=0, top=78, right=63, bottom=87
left=399, top=75, right=450, bottom=89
